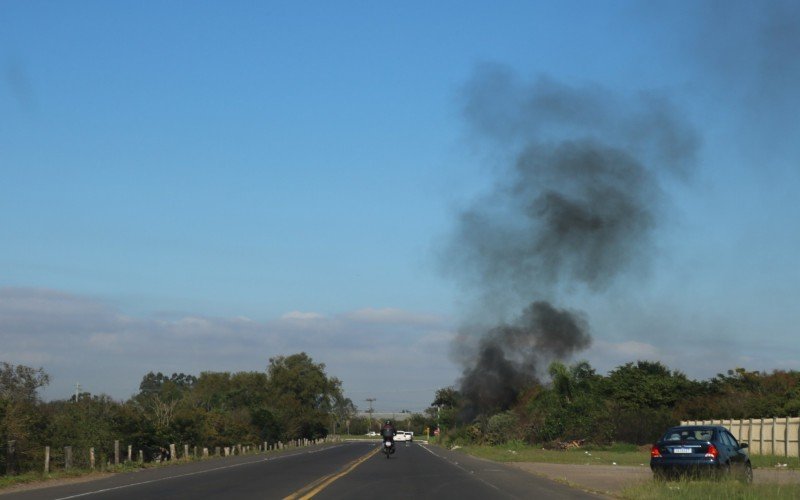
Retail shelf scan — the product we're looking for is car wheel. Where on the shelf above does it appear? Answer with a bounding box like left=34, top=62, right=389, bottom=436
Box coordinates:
left=740, top=462, right=753, bottom=484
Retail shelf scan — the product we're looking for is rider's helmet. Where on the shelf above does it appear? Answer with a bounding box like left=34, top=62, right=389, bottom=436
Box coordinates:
left=385, top=420, right=392, bottom=425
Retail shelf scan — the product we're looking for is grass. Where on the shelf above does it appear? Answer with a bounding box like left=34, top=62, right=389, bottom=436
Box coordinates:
left=453, top=442, right=800, bottom=470
left=750, top=454, right=800, bottom=469
left=455, top=442, right=651, bottom=466
left=451, top=442, right=800, bottom=498
left=0, top=469, right=109, bottom=489
left=621, top=478, right=800, bottom=499
left=0, top=458, right=177, bottom=489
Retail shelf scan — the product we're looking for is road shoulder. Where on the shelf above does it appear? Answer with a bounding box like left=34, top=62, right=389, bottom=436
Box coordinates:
left=508, top=461, right=800, bottom=496
left=508, top=462, right=649, bottom=496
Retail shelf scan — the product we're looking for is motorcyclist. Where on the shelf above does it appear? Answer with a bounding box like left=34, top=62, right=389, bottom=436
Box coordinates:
left=380, top=420, right=397, bottom=449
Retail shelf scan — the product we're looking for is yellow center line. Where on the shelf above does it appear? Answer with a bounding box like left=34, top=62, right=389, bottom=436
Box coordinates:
left=283, top=446, right=379, bottom=500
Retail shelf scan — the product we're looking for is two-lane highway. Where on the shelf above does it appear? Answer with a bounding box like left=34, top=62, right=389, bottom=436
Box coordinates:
left=1, top=442, right=602, bottom=499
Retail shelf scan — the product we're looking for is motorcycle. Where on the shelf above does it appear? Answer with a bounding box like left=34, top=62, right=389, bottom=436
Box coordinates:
left=382, top=439, right=395, bottom=458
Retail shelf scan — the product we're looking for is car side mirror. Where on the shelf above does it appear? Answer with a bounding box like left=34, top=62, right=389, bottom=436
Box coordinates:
left=740, top=442, right=749, bottom=449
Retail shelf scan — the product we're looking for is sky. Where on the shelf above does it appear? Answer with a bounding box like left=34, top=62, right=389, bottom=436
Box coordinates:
left=2, top=1, right=799, bottom=413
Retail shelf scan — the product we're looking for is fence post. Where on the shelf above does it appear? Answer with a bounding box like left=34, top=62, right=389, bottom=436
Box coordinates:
left=138, top=449, right=143, bottom=463
left=44, top=446, right=50, bottom=474
left=214, top=446, right=220, bottom=456
left=90, top=447, right=95, bottom=469
left=184, top=444, right=189, bottom=460
left=786, top=417, right=791, bottom=457
left=114, top=440, right=120, bottom=466
left=772, top=417, right=777, bottom=456
left=203, top=447, right=208, bottom=458
left=64, top=446, right=73, bottom=471
left=169, top=444, right=176, bottom=461
left=127, top=445, right=132, bottom=463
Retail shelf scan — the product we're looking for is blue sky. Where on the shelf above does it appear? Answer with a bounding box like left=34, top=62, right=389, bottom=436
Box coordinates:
left=2, top=1, right=799, bottom=412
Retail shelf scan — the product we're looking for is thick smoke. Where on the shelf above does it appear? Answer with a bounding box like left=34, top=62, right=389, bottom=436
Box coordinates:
left=446, top=66, right=698, bottom=419
left=458, top=301, right=590, bottom=419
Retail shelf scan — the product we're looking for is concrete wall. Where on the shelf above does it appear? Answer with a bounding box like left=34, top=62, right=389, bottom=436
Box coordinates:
left=681, top=417, right=800, bottom=457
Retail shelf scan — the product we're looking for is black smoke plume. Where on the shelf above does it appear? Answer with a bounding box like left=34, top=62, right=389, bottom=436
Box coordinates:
left=458, top=301, right=590, bottom=419
left=445, top=66, right=698, bottom=420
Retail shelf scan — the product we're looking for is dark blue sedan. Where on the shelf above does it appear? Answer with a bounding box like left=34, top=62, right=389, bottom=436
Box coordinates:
left=650, top=425, right=753, bottom=482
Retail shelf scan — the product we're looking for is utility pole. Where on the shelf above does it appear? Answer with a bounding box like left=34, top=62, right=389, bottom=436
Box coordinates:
left=74, top=382, right=81, bottom=402
left=365, top=398, right=376, bottom=432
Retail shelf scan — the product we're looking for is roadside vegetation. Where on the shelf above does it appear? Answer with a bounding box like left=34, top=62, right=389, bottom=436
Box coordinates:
left=428, top=361, right=800, bottom=450
left=455, top=442, right=649, bottom=466
left=620, top=478, right=800, bottom=499
left=453, top=442, right=799, bottom=470
left=0, top=355, right=356, bottom=477
left=3, top=356, right=800, bottom=488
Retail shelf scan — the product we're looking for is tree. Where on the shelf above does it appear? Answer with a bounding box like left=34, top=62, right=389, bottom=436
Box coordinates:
left=42, top=395, right=125, bottom=467
left=429, top=387, right=462, bottom=431
left=137, top=372, right=197, bottom=402
left=432, top=387, right=461, bottom=409
left=603, top=361, right=696, bottom=443
left=520, top=361, right=610, bottom=444
left=0, top=363, right=50, bottom=473
left=330, top=393, right=356, bottom=435
left=266, top=353, right=344, bottom=440
left=604, top=361, right=695, bottom=410
left=0, top=362, right=49, bottom=402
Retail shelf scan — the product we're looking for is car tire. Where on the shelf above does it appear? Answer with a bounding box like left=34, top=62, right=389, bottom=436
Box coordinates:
left=740, top=462, right=753, bottom=484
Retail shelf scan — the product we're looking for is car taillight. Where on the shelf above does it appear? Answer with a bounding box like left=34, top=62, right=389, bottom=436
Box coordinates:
left=705, top=444, right=719, bottom=459
left=651, top=445, right=662, bottom=458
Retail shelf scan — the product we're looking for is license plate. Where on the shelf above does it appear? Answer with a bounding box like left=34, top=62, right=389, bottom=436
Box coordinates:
left=673, top=448, right=692, bottom=454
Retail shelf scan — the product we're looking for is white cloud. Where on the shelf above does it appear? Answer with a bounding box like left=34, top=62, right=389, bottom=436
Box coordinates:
left=87, top=332, right=123, bottom=350
left=280, top=311, right=326, bottom=321
left=0, top=287, right=460, bottom=411
left=14, top=285, right=792, bottom=412
left=344, top=308, right=443, bottom=326
left=607, top=340, right=660, bottom=358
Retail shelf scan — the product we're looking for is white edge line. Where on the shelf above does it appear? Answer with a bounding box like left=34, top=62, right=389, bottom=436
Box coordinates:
left=419, top=444, right=501, bottom=492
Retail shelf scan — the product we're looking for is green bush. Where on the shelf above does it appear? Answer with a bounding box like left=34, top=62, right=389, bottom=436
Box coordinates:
left=486, top=412, right=520, bottom=445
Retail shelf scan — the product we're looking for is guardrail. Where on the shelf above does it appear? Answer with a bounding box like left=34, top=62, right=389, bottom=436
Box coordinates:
left=681, top=417, right=800, bottom=457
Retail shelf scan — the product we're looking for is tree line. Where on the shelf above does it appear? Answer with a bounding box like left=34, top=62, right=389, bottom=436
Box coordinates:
left=0, top=353, right=356, bottom=474
left=4, top=355, right=799, bottom=474
left=430, top=361, right=800, bottom=447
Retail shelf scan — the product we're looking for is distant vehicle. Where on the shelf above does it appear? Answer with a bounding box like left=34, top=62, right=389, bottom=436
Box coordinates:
left=650, top=425, right=752, bottom=482
left=366, top=431, right=378, bottom=437
left=395, top=431, right=413, bottom=442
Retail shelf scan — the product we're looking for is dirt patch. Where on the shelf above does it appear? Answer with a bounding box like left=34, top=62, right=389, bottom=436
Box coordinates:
left=509, top=462, right=800, bottom=496
left=509, top=463, right=650, bottom=496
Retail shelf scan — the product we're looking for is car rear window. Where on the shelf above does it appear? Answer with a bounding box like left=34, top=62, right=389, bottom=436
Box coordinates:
left=662, top=429, right=715, bottom=441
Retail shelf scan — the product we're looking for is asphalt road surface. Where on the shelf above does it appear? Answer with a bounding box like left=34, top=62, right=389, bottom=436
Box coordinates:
left=2, top=442, right=602, bottom=499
